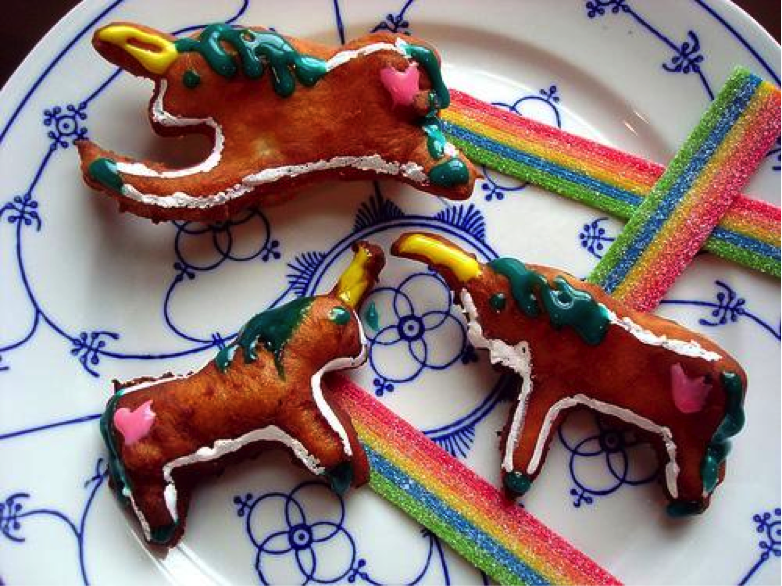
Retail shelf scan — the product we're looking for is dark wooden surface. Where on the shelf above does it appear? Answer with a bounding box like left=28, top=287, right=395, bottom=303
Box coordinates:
left=0, top=0, right=779, bottom=85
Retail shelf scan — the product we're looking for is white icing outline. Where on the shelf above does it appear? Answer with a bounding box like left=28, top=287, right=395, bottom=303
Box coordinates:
left=110, top=38, right=452, bottom=210
left=115, top=79, right=224, bottom=180
left=457, top=290, right=715, bottom=497
left=309, top=316, right=368, bottom=457
left=606, top=309, right=722, bottom=361
left=529, top=394, right=680, bottom=499
left=118, top=373, right=190, bottom=393
left=460, top=291, right=532, bottom=473
left=323, top=39, right=408, bottom=71
left=160, top=424, right=325, bottom=521
left=111, top=312, right=367, bottom=540
left=118, top=155, right=428, bottom=209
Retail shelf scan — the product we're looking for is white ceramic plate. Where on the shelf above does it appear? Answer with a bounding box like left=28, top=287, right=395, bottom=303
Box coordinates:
left=1, top=1, right=779, bottom=584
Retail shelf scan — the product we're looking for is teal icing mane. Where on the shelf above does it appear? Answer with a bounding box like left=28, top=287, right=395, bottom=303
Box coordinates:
left=174, top=24, right=327, bottom=97
left=488, top=258, right=609, bottom=345
left=214, top=296, right=315, bottom=378
left=700, top=371, right=745, bottom=493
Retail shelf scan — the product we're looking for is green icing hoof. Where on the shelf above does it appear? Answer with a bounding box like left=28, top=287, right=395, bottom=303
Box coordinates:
left=504, top=470, right=532, bottom=496
left=150, top=521, right=179, bottom=545
left=325, top=461, right=353, bottom=495
left=429, top=158, right=470, bottom=187
left=88, top=157, right=124, bottom=193
left=666, top=500, right=707, bottom=517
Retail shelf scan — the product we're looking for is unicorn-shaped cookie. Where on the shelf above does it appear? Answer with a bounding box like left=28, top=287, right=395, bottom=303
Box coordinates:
left=392, top=232, right=747, bottom=516
left=77, top=23, right=477, bottom=221
left=101, top=241, right=384, bottom=545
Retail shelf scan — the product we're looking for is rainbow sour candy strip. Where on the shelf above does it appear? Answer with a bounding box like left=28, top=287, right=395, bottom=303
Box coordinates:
left=443, top=87, right=781, bottom=277
left=326, top=374, right=620, bottom=586
left=587, top=68, right=781, bottom=311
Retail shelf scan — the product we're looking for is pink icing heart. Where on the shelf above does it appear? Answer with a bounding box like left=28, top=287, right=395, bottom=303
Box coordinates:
left=380, top=63, right=420, bottom=108
left=670, top=363, right=712, bottom=414
left=114, top=399, right=156, bottom=446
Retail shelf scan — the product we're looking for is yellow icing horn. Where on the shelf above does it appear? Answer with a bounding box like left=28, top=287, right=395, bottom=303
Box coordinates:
left=332, top=241, right=385, bottom=309
left=96, top=24, right=178, bottom=75
left=392, top=233, right=482, bottom=283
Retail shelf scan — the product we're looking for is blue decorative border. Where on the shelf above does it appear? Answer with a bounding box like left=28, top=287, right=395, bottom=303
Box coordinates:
left=739, top=507, right=781, bottom=585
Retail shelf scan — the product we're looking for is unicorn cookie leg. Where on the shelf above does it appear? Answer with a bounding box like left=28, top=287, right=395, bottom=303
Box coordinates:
left=100, top=241, right=384, bottom=546
left=391, top=232, right=747, bottom=515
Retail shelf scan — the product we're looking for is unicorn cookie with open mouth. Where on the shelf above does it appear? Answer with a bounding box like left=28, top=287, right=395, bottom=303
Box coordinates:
left=392, top=232, right=747, bottom=516
left=77, top=22, right=477, bottom=222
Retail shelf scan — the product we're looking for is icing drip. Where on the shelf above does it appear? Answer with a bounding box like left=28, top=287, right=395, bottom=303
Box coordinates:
left=489, top=258, right=610, bottom=346
left=215, top=296, right=314, bottom=377
left=364, top=301, right=380, bottom=331
left=701, top=371, right=745, bottom=494
left=329, top=307, right=351, bottom=325
left=400, top=42, right=450, bottom=109
left=182, top=69, right=201, bottom=88
left=174, top=24, right=327, bottom=96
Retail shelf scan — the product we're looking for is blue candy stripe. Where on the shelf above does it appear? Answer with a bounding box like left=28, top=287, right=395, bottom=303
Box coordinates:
left=443, top=121, right=772, bottom=263
left=599, top=74, right=761, bottom=291
left=363, top=445, right=548, bottom=585
left=442, top=123, right=645, bottom=207
left=709, top=225, right=780, bottom=260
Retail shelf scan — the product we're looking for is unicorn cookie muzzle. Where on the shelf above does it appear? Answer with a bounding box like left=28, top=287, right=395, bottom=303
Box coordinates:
left=391, top=232, right=747, bottom=516
left=77, top=22, right=477, bottom=222
left=100, top=240, right=384, bottom=546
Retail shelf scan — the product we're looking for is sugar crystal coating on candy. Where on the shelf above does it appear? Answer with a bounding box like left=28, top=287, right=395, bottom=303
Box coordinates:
left=326, top=373, right=621, bottom=585
left=587, top=68, right=780, bottom=311
left=442, top=88, right=781, bottom=277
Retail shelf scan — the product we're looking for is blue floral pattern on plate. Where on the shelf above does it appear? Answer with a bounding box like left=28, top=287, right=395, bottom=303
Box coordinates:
left=0, top=0, right=779, bottom=583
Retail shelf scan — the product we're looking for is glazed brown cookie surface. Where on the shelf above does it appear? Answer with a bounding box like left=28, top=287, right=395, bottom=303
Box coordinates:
left=77, top=23, right=477, bottom=222
left=392, top=232, right=747, bottom=516
left=100, top=241, right=384, bottom=546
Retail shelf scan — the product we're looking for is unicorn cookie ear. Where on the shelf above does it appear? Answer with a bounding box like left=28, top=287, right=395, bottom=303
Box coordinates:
left=94, top=23, right=178, bottom=77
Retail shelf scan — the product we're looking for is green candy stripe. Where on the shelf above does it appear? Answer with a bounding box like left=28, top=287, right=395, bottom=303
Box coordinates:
left=367, top=461, right=536, bottom=585
left=451, top=139, right=638, bottom=218
left=449, top=137, right=780, bottom=278
left=701, top=238, right=780, bottom=276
